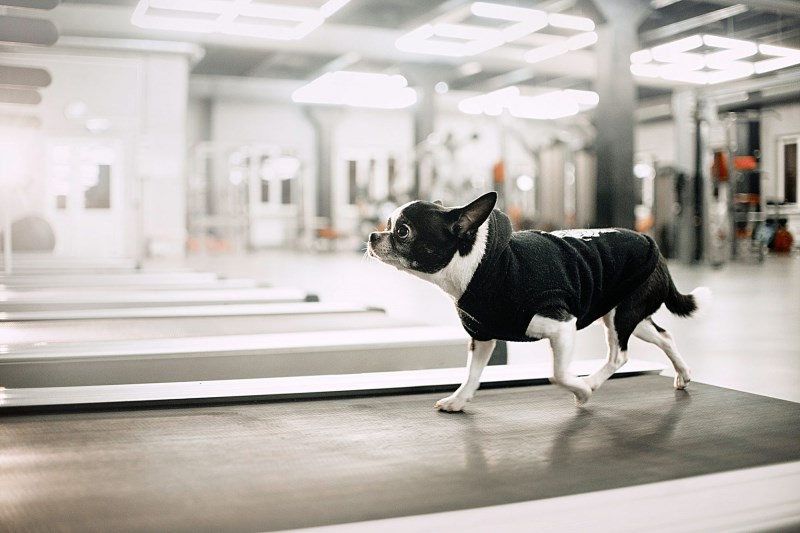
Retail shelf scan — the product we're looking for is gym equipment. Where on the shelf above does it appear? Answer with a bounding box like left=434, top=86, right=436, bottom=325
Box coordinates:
left=0, top=287, right=316, bottom=311
left=0, top=359, right=662, bottom=412
left=1, top=301, right=376, bottom=322
left=0, top=275, right=264, bottom=291
left=0, top=325, right=479, bottom=387
left=4, top=308, right=402, bottom=344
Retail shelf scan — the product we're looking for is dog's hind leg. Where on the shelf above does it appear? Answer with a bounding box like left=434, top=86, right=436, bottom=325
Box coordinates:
left=633, top=319, right=692, bottom=389
left=435, top=338, right=496, bottom=412
left=583, top=309, right=629, bottom=392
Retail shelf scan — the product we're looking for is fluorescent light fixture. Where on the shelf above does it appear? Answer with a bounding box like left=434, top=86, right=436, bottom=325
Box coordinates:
left=564, top=88, right=600, bottom=106
left=510, top=92, right=580, bottom=120
left=629, top=63, right=660, bottom=78
left=471, top=2, right=548, bottom=42
left=548, top=13, right=595, bottom=31
left=131, top=0, right=350, bottom=40
left=631, top=33, right=800, bottom=85
left=292, top=71, right=417, bottom=109
left=397, top=2, right=595, bottom=58
left=754, top=43, right=800, bottom=73
left=650, top=35, right=703, bottom=62
left=397, top=24, right=476, bottom=57
left=396, top=22, right=504, bottom=57
left=458, top=86, right=598, bottom=120
left=458, top=86, right=519, bottom=115
left=524, top=41, right=569, bottom=63
left=705, top=62, right=754, bottom=84
left=630, top=49, right=653, bottom=64
left=524, top=31, right=597, bottom=63
left=658, top=64, right=707, bottom=85
left=567, top=31, right=598, bottom=50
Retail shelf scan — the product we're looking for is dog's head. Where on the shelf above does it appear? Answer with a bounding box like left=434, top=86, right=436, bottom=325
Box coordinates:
left=367, top=192, right=497, bottom=277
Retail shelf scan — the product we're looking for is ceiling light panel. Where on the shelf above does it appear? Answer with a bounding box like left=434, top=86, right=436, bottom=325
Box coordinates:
left=131, top=0, right=351, bottom=40
left=292, top=71, right=417, bottom=109
left=458, top=86, right=598, bottom=120
left=631, top=34, right=800, bottom=85
left=396, top=1, right=595, bottom=58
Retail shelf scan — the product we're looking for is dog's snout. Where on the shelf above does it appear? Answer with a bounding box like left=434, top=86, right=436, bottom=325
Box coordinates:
left=369, top=232, right=379, bottom=244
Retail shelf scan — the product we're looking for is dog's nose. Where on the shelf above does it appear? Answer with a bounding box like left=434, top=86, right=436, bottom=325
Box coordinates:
left=369, top=232, right=379, bottom=244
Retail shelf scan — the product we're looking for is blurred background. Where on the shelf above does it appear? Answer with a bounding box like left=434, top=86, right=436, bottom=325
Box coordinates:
left=1, top=0, right=798, bottom=262
left=2, top=3, right=800, bottom=530
left=1, top=0, right=799, bottom=399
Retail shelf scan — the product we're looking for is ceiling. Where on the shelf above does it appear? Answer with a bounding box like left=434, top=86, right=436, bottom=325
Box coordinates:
left=9, top=0, right=800, bottom=104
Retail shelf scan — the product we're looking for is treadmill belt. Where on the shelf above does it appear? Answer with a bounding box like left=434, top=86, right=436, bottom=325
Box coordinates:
left=2, top=375, right=798, bottom=532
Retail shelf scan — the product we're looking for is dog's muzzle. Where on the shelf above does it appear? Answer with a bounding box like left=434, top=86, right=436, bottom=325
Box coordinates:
left=367, top=232, right=392, bottom=261
left=367, top=232, right=383, bottom=258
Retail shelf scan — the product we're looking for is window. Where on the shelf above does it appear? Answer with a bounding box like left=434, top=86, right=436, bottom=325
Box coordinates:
left=778, top=134, right=799, bottom=204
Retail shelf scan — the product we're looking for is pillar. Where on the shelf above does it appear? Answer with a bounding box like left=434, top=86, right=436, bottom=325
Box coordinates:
left=592, top=0, right=651, bottom=229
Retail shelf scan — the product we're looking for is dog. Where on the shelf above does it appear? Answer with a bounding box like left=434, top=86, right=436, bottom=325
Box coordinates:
left=367, top=191, right=711, bottom=412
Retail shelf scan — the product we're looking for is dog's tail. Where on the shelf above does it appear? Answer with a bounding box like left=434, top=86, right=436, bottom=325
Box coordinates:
left=665, top=281, right=712, bottom=318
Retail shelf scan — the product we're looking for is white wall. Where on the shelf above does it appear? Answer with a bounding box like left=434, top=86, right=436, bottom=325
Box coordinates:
left=761, top=101, right=800, bottom=202
left=200, top=99, right=415, bottom=244
left=0, top=48, right=190, bottom=258
left=139, top=55, right=189, bottom=258
left=635, top=119, right=676, bottom=167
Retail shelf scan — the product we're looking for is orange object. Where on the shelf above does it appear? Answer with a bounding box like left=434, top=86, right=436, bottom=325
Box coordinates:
left=733, top=156, right=757, bottom=170
left=773, top=228, right=794, bottom=253
left=735, top=193, right=760, bottom=205
left=712, top=151, right=729, bottom=181
left=493, top=161, right=505, bottom=184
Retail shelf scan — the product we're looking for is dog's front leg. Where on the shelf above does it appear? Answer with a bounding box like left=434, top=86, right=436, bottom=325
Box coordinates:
left=435, top=338, right=496, bottom=412
left=530, top=315, right=593, bottom=405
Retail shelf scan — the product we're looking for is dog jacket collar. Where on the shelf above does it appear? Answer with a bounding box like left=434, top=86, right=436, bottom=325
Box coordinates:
left=456, top=210, right=660, bottom=342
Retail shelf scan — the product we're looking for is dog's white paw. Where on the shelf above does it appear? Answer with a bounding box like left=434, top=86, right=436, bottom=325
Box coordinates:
left=674, top=370, right=692, bottom=390
left=551, top=376, right=592, bottom=406
left=573, top=388, right=592, bottom=406
left=435, top=394, right=470, bottom=412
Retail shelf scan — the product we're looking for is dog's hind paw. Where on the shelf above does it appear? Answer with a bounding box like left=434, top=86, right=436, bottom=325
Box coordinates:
left=435, top=394, right=469, bottom=412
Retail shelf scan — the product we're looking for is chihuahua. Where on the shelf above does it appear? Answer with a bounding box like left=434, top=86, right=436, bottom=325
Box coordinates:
left=368, top=191, right=711, bottom=412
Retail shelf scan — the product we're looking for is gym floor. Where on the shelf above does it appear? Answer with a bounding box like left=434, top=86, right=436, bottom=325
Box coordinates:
left=180, top=249, right=800, bottom=403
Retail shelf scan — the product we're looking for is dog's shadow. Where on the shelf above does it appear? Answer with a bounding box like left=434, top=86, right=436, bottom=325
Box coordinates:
left=440, top=389, right=692, bottom=475
left=549, top=389, right=693, bottom=467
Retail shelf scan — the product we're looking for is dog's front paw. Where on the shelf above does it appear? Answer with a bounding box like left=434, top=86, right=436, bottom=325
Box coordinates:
left=435, top=394, right=469, bottom=412
left=573, top=388, right=592, bottom=406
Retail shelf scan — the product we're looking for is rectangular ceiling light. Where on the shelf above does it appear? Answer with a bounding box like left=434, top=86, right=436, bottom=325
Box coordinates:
left=397, top=2, right=594, bottom=58
left=547, top=13, right=595, bottom=32
left=631, top=34, right=800, bottom=85
left=292, top=71, right=417, bottom=109
left=131, top=0, right=350, bottom=40
left=458, top=86, right=598, bottom=120
left=524, top=31, right=598, bottom=64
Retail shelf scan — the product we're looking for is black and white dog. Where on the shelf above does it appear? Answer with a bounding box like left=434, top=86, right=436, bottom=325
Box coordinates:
left=367, top=191, right=710, bottom=412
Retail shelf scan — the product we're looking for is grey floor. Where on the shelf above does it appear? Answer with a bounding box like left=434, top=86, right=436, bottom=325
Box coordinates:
left=179, top=249, right=800, bottom=403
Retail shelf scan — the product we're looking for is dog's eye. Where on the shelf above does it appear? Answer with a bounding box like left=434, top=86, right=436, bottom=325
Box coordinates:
left=396, top=224, right=411, bottom=240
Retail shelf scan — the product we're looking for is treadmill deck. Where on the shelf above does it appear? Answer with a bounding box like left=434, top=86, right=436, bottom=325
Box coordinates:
left=2, top=375, right=798, bottom=532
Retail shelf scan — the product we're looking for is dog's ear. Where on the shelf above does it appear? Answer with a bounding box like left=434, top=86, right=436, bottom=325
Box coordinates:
left=454, top=191, right=497, bottom=238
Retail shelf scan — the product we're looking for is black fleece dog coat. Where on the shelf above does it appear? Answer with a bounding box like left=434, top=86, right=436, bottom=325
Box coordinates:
left=456, top=210, right=660, bottom=342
